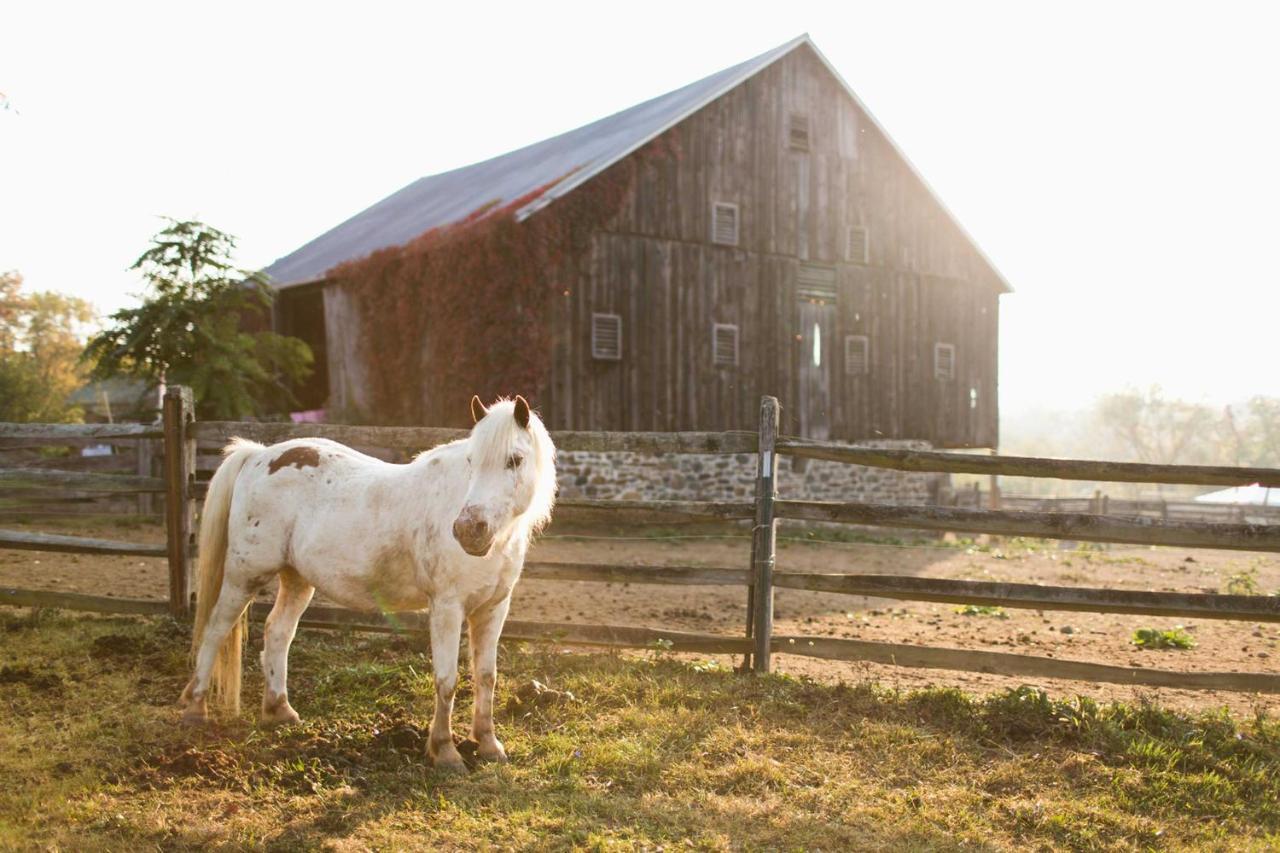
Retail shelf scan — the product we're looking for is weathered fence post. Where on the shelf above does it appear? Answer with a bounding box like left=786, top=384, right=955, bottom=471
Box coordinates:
left=136, top=437, right=156, bottom=517
left=749, top=396, right=780, bottom=674
left=162, top=386, right=195, bottom=616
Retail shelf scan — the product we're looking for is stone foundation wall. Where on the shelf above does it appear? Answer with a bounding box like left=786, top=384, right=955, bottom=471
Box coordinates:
left=556, top=439, right=942, bottom=504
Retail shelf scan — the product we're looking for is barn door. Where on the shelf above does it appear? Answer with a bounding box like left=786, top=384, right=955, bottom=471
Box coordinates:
left=796, top=265, right=837, bottom=439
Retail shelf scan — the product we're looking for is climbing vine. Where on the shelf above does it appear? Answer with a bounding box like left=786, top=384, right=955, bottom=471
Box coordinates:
left=330, top=138, right=679, bottom=426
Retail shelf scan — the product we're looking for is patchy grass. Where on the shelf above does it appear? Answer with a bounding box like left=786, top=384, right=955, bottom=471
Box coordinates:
left=1225, top=568, right=1261, bottom=596
left=1132, top=627, right=1198, bottom=651
left=954, top=604, right=1009, bottom=619
left=2, top=611, right=1279, bottom=850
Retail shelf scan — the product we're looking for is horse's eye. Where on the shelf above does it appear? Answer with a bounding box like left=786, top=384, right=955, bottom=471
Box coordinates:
left=506, top=453, right=523, bottom=470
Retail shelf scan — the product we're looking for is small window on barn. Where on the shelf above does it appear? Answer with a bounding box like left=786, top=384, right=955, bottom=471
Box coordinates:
left=789, top=113, right=810, bottom=151
left=934, top=342, right=956, bottom=381
left=844, top=335, right=869, bottom=376
left=712, top=323, right=739, bottom=367
left=591, top=313, right=622, bottom=361
left=711, top=202, right=739, bottom=246
left=846, top=226, right=869, bottom=264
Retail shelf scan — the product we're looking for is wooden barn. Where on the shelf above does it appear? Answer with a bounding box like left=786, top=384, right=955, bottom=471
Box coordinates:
left=265, top=34, right=1010, bottom=447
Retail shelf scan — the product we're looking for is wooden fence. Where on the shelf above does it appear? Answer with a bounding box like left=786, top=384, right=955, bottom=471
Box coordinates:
left=3, top=390, right=1280, bottom=695
left=951, top=486, right=1280, bottom=526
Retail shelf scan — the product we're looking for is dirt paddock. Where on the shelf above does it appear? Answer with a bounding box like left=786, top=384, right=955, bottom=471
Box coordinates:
left=2, top=519, right=1278, bottom=715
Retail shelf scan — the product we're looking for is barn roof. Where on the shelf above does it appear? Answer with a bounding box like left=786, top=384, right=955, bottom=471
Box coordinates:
left=263, top=34, right=1011, bottom=293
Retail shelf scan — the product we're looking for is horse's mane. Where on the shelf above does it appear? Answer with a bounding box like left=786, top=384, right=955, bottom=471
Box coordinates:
left=469, top=399, right=557, bottom=534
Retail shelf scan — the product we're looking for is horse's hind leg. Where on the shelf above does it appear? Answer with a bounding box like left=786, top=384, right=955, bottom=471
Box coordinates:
left=259, top=566, right=314, bottom=725
left=181, top=578, right=256, bottom=724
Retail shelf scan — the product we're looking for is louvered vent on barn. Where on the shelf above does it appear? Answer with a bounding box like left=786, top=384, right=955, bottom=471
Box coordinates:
left=712, top=323, right=739, bottom=367
left=789, top=113, right=810, bottom=151
left=591, top=313, right=622, bottom=361
left=846, top=226, right=869, bottom=263
left=844, top=335, right=869, bottom=375
left=934, top=342, right=956, bottom=380
left=711, top=202, right=739, bottom=246
left=796, top=264, right=837, bottom=301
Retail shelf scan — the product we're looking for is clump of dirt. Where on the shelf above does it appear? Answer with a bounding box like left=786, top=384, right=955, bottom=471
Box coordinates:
left=157, top=746, right=242, bottom=783
left=371, top=719, right=426, bottom=753
left=0, top=664, right=63, bottom=691
left=90, top=633, right=160, bottom=660
left=505, top=679, right=576, bottom=717
left=663, top=607, right=714, bottom=622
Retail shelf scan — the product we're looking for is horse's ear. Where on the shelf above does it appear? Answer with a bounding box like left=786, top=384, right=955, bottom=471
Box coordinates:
left=470, top=395, right=486, bottom=424
left=513, top=395, right=531, bottom=430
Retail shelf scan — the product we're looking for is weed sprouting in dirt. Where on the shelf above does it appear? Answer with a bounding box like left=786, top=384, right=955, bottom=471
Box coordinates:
left=1225, top=567, right=1261, bottom=596
left=955, top=604, right=1009, bottom=619
left=1132, top=627, right=1198, bottom=650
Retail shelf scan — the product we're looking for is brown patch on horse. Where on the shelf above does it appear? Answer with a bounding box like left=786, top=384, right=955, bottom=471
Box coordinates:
left=268, top=446, right=321, bottom=475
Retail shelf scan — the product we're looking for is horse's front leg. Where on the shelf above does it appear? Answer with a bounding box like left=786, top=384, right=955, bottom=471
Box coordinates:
left=427, top=601, right=466, bottom=772
left=468, top=594, right=512, bottom=762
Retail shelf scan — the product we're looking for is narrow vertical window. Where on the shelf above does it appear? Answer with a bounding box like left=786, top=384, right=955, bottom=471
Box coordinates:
left=591, top=313, right=622, bottom=361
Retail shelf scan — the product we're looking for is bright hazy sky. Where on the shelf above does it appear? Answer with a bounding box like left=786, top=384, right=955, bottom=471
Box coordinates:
left=3, top=1, right=1277, bottom=416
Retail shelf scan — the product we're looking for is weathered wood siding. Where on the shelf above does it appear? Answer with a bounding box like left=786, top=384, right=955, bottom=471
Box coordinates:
left=548, top=43, right=1002, bottom=446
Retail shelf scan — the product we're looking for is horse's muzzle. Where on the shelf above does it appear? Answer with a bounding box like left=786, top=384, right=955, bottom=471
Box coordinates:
left=452, top=514, right=493, bottom=557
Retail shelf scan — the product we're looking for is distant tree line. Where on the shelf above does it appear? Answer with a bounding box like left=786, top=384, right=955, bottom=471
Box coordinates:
left=1095, top=387, right=1279, bottom=470
left=0, top=220, right=312, bottom=425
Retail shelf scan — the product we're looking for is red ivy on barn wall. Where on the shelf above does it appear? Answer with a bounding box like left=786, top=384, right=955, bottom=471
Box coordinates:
left=327, top=138, right=680, bottom=427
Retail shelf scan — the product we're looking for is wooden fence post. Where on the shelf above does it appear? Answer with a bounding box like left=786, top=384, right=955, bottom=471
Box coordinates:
left=163, top=386, right=195, bottom=616
left=136, top=437, right=156, bottom=517
left=750, top=396, right=780, bottom=674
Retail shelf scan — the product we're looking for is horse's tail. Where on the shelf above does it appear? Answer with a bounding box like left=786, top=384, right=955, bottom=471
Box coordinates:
left=191, top=437, right=263, bottom=715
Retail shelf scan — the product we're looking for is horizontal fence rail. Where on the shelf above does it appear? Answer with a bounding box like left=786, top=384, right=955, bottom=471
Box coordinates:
left=0, top=528, right=167, bottom=557
left=777, top=438, right=1280, bottom=488
left=776, top=500, right=1280, bottom=552
left=195, top=422, right=758, bottom=455
left=523, top=562, right=1280, bottom=622
left=0, top=468, right=166, bottom=491
left=555, top=499, right=754, bottom=526
left=4, top=587, right=1277, bottom=694
left=0, top=422, right=163, bottom=441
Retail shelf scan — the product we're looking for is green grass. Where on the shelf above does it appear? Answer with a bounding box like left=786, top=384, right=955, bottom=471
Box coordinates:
left=1132, top=627, right=1198, bottom=650
left=954, top=604, right=1009, bottom=619
left=2, top=611, right=1279, bottom=850
left=1225, top=568, right=1261, bottom=596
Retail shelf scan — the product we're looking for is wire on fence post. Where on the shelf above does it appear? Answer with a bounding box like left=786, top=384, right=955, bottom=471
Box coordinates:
left=749, top=396, right=780, bottom=674
left=163, top=386, right=195, bottom=617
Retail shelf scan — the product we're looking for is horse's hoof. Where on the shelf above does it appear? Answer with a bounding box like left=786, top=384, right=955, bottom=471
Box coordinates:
left=430, top=742, right=468, bottom=773
left=476, top=740, right=508, bottom=763
left=261, top=698, right=301, bottom=726
left=180, top=708, right=209, bottom=726
left=433, top=757, right=467, bottom=774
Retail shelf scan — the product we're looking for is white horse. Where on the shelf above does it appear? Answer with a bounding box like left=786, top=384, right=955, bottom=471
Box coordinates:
left=178, top=395, right=555, bottom=770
